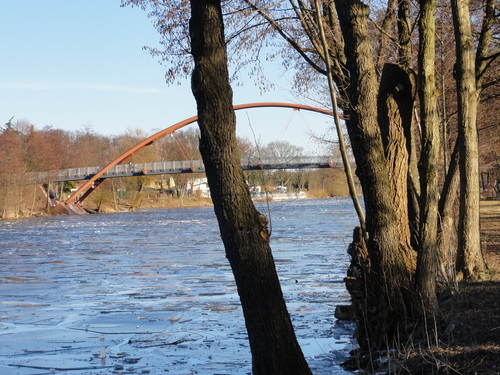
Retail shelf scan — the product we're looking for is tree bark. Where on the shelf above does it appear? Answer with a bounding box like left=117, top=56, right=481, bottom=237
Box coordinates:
left=415, top=0, right=440, bottom=314
left=396, top=0, right=412, bottom=68
left=313, top=0, right=365, bottom=231
left=334, top=0, right=415, bottom=348
left=397, top=0, right=421, bottom=248
left=451, top=0, right=485, bottom=278
left=377, top=63, right=416, bottom=268
left=189, top=1, right=312, bottom=373
left=438, top=141, right=461, bottom=283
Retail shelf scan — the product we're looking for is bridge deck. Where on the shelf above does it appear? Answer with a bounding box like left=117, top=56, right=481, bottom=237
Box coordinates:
left=30, top=157, right=347, bottom=183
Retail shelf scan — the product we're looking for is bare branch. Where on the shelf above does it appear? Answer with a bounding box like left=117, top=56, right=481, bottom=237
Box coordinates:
left=242, top=0, right=326, bottom=75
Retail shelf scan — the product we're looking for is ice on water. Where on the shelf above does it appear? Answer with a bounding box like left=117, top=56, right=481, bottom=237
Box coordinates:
left=0, top=198, right=357, bottom=374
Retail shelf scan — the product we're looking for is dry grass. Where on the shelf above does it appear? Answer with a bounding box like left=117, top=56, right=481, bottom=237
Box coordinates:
left=393, top=200, right=500, bottom=374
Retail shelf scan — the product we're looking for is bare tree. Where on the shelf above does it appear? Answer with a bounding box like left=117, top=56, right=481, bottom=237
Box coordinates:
left=189, top=1, right=312, bottom=373
left=451, top=0, right=486, bottom=277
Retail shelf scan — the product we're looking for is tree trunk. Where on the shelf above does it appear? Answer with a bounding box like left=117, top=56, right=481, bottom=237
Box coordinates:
left=451, top=0, right=485, bottom=278
left=396, top=0, right=412, bottom=68
left=375, top=0, right=397, bottom=72
left=334, top=0, right=415, bottom=349
left=313, top=0, right=365, bottom=230
left=377, top=63, right=416, bottom=268
left=438, top=141, right=461, bottom=283
left=189, top=1, right=312, bottom=373
left=397, top=0, right=421, bottom=248
left=415, top=0, right=440, bottom=314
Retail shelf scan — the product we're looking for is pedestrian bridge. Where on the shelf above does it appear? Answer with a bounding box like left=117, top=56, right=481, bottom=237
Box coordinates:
left=37, top=102, right=344, bottom=212
left=31, top=156, right=344, bottom=184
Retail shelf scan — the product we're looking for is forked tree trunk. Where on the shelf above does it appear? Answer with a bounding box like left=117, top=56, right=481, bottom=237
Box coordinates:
left=334, top=0, right=415, bottom=349
left=451, top=0, right=485, bottom=278
left=189, top=1, right=312, bottom=373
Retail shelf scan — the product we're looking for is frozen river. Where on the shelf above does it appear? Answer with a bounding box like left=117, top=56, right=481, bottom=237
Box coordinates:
left=0, top=198, right=357, bottom=374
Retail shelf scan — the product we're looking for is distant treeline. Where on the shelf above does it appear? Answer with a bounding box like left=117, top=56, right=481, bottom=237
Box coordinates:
left=0, top=121, right=352, bottom=218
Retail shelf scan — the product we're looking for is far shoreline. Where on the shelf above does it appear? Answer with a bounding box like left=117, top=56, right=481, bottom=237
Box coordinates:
left=2, top=191, right=343, bottom=221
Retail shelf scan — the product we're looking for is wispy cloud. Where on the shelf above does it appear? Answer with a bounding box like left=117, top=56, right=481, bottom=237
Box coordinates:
left=0, top=81, right=165, bottom=93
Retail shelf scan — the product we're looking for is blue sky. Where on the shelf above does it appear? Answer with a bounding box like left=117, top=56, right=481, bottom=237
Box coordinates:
left=0, top=0, right=333, bottom=152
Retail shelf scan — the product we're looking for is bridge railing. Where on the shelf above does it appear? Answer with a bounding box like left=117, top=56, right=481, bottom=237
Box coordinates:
left=30, top=160, right=207, bottom=183
left=101, top=160, right=207, bottom=177
left=240, top=155, right=343, bottom=167
left=29, top=156, right=348, bottom=183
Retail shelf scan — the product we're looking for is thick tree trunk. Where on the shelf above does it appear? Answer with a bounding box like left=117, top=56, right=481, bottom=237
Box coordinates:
left=189, top=1, right=312, bottom=374
left=377, top=63, right=416, bottom=267
left=416, top=0, right=440, bottom=314
left=334, top=0, right=415, bottom=349
left=451, top=0, right=485, bottom=278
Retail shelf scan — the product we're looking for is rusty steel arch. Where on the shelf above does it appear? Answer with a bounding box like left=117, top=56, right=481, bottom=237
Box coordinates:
left=65, top=102, right=336, bottom=207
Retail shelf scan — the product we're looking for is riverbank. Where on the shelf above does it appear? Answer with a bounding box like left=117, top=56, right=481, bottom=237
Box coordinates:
left=9, top=191, right=330, bottom=218
left=85, top=193, right=315, bottom=214
left=1, top=195, right=215, bottom=219
left=50, top=191, right=328, bottom=216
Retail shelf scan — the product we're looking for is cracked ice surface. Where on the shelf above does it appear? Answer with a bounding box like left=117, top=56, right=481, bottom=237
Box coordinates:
left=0, top=198, right=357, bottom=374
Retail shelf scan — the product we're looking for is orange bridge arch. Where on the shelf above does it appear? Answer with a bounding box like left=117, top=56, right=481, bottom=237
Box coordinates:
left=65, top=102, right=336, bottom=207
